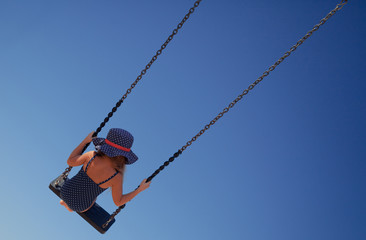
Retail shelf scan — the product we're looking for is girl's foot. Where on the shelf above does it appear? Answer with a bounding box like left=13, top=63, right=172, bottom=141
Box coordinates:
left=60, top=200, right=73, bottom=212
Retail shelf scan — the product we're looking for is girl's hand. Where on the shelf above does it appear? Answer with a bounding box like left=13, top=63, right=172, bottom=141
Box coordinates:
left=138, top=179, right=151, bottom=192
left=84, top=131, right=95, bottom=143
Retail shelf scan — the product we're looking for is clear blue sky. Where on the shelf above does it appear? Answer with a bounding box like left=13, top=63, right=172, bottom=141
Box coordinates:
left=1, top=0, right=365, bottom=239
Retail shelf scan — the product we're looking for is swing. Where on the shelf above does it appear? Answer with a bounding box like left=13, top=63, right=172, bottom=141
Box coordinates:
left=49, top=0, right=202, bottom=234
left=49, top=0, right=348, bottom=234
left=49, top=175, right=115, bottom=233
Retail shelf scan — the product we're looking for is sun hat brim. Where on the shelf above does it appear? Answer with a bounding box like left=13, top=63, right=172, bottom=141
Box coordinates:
left=92, top=137, right=138, bottom=165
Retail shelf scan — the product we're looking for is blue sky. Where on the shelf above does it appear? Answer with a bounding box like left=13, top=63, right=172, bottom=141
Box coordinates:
left=1, top=0, right=365, bottom=239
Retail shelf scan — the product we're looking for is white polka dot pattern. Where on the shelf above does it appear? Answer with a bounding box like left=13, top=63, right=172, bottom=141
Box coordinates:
left=60, top=155, right=118, bottom=212
left=92, top=128, right=138, bottom=164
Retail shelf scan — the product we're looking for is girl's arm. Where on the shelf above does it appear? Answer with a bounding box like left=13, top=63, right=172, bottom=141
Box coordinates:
left=111, top=175, right=151, bottom=206
left=67, top=132, right=94, bottom=166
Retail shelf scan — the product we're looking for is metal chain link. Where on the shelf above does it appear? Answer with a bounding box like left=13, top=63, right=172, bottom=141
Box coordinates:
left=102, top=0, right=204, bottom=228
left=94, top=0, right=202, bottom=137
left=103, top=0, right=348, bottom=229
left=55, top=144, right=90, bottom=185
left=179, top=0, right=348, bottom=153
left=57, top=0, right=203, bottom=185
left=102, top=151, right=182, bottom=228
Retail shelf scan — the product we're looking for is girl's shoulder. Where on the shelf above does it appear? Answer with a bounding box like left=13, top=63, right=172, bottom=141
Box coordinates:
left=85, top=151, right=96, bottom=159
left=81, top=151, right=97, bottom=168
left=68, top=151, right=95, bottom=167
left=83, top=151, right=96, bottom=163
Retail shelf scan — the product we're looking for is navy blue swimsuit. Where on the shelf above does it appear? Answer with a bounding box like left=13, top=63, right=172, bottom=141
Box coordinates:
left=60, top=154, right=118, bottom=212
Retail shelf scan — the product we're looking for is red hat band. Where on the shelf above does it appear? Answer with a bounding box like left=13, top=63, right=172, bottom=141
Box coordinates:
left=105, top=139, right=131, bottom=152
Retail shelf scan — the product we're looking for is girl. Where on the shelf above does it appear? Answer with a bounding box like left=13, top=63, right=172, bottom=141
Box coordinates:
left=59, top=128, right=150, bottom=212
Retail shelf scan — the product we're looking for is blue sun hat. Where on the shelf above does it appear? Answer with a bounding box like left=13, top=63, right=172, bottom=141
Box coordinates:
left=92, top=128, right=138, bottom=165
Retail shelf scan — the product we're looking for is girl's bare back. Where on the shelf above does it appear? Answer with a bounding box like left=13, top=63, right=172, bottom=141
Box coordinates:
left=82, top=151, right=121, bottom=189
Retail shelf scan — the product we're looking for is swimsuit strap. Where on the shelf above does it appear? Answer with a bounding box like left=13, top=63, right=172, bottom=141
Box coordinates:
left=97, top=171, right=119, bottom=186
left=85, top=154, right=97, bottom=173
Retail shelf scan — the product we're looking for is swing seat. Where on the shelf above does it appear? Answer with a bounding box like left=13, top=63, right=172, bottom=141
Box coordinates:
left=49, top=175, right=115, bottom=234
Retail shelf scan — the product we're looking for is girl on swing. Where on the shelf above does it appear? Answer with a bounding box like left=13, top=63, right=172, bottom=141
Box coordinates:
left=59, top=128, right=150, bottom=212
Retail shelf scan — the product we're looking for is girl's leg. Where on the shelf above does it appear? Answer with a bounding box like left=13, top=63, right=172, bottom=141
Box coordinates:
left=60, top=200, right=73, bottom=212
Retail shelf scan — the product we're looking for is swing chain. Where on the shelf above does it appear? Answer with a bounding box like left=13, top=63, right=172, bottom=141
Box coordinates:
left=55, top=142, right=92, bottom=185
left=102, top=204, right=125, bottom=228
left=55, top=166, right=73, bottom=186
left=101, top=0, right=202, bottom=229
left=179, top=0, right=349, bottom=153
left=102, top=150, right=182, bottom=229
left=94, top=0, right=203, bottom=137
left=58, top=0, right=202, bottom=183
left=102, top=0, right=348, bottom=228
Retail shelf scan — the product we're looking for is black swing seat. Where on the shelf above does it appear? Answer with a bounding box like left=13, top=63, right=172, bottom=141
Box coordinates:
left=49, top=175, right=115, bottom=234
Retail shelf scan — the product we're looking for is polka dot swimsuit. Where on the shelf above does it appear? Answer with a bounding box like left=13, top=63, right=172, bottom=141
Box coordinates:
left=60, top=154, right=118, bottom=212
